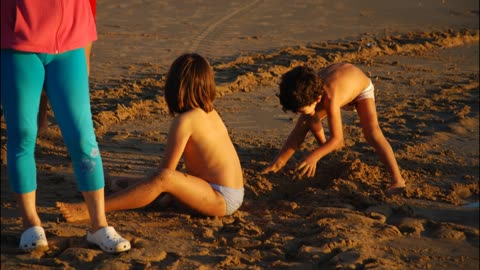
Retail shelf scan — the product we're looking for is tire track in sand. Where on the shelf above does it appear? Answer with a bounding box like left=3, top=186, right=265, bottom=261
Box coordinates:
left=188, top=0, right=262, bottom=53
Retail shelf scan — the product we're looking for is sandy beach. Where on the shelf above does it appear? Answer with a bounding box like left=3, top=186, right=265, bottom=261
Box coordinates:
left=1, top=0, right=479, bottom=269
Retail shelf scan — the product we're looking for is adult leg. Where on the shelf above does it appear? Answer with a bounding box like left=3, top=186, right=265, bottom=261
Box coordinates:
left=44, top=48, right=108, bottom=232
left=355, top=99, right=405, bottom=190
left=1, top=50, right=45, bottom=229
left=16, top=192, right=41, bottom=228
left=37, top=42, right=93, bottom=136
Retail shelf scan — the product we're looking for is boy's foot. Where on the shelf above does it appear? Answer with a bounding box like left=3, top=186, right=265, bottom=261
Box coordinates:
left=386, top=182, right=406, bottom=195
left=19, top=226, right=48, bottom=251
left=56, top=202, right=90, bottom=223
left=87, top=226, right=131, bottom=253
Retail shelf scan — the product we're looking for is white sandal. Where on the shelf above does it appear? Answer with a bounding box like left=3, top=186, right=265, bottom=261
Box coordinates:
left=86, top=226, right=131, bottom=253
left=19, top=226, right=48, bottom=251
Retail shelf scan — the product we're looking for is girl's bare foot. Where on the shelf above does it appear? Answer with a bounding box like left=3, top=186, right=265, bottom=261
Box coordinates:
left=55, top=202, right=90, bottom=223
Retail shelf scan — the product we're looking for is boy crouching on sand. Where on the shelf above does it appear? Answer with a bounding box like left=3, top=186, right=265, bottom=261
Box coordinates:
left=57, top=53, right=244, bottom=221
left=262, top=63, right=405, bottom=193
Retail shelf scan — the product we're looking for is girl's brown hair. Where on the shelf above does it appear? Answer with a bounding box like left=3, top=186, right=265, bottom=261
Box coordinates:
left=165, top=53, right=216, bottom=115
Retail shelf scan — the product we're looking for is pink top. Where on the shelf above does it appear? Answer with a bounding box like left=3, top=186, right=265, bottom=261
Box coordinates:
left=1, top=0, right=97, bottom=54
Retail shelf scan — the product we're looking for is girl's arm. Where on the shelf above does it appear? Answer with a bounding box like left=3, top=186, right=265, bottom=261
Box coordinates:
left=160, top=116, right=192, bottom=170
left=261, top=114, right=310, bottom=174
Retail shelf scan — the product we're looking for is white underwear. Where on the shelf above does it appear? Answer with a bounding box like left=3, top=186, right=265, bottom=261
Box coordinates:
left=342, top=80, right=375, bottom=111
left=209, top=183, right=244, bottom=215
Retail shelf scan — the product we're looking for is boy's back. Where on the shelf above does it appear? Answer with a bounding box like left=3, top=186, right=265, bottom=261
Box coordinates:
left=173, top=108, right=243, bottom=189
left=319, top=63, right=371, bottom=108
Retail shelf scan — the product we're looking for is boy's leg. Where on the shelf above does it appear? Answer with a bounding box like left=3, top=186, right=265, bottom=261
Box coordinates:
left=355, top=99, right=405, bottom=189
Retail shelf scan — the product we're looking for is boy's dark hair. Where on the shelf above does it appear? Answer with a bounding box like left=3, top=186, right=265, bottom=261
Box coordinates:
left=165, top=53, right=216, bottom=115
left=278, top=66, right=323, bottom=112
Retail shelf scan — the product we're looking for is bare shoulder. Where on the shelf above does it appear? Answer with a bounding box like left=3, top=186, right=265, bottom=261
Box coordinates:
left=340, top=63, right=364, bottom=74
left=174, top=108, right=221, bottom=133
left=321, top=63, right=361, bottom=77
left=170, top=109, right=199, bottom=130
left=175, top=108, right=203, bottom=122
left=322, top=63, right=368, bottom=86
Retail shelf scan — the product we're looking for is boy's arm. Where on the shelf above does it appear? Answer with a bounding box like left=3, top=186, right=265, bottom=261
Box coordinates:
left=297, top=105, right=344, bottom=178
left=261, top=114, right=310, bottom=174
left=310, top=109, right=328, bottom=145
left=160, top=116, right=191, bottom=170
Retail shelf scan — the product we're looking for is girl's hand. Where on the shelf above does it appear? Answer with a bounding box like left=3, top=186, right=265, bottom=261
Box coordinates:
left=296, top=157, right=318, bottom=179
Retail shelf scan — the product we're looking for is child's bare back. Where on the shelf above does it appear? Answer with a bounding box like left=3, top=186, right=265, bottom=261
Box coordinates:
left=173, top=108, right=243, bottom=189
left=318, top=63, right=372, bottom=109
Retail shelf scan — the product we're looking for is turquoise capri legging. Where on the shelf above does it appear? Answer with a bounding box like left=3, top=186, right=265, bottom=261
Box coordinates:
left=0, top=48, right=104, bottom=193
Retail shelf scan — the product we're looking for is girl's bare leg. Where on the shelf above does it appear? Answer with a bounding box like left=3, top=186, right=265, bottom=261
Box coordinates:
left=104, top=169, right=226, bottom=215
left=356, top=99, right=405, bottom=192
left=57, top=169, right=226, bottom=222
left=107, top=175, right=143, bottom=193
left=107, top=173, right=173, bottom=206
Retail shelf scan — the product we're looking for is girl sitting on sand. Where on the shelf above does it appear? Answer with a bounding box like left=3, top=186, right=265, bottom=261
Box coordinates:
left=57, top=53, right=244, bottom=220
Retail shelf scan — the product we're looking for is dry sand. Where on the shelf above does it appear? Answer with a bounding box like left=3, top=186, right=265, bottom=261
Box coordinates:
left=1, top=0, right=479, bottom=269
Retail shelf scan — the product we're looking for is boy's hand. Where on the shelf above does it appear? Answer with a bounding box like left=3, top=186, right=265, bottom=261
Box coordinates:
left=261, top=162, right=283, bottom=174
left=296, top=157, right=318, bottom=179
